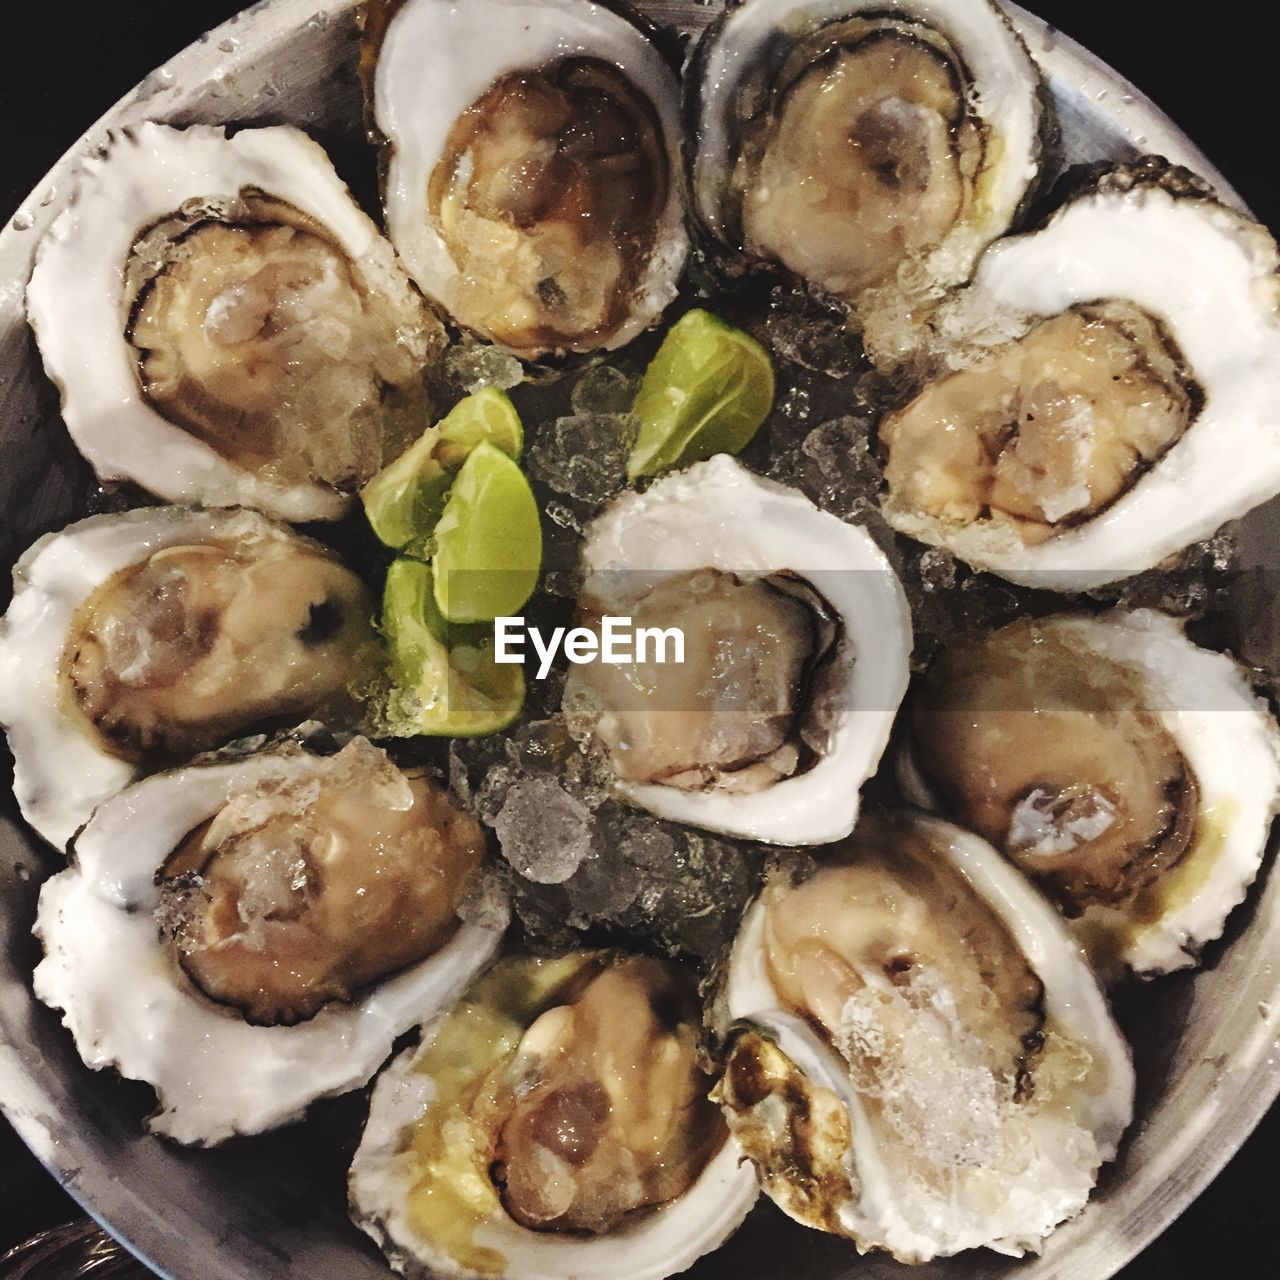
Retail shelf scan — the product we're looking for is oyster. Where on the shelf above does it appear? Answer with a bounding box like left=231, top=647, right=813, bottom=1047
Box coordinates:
left=900, top=609, right=1280, bottom=977
left=366, top=0, right=687, bottom=360
left=878, top=163, right=1280, bottom=588
left=718, top=810, right=1134, bottom=1262
left=0, top=507, right=376, bottom=849
left=690, top=0, right=1049, bottom=340
left=26, top=123, right=443, bottom=522
left=563, top=455, right=912, bottom=845
left=34, top=733, right=504, bottom=1145
left=349, top=951, right=758, bottom=1280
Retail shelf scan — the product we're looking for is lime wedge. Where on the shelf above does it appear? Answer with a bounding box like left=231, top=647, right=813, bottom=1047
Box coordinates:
left=433, top=441, right=543, bottom=624
left=628, top=309, right=775, bottom=479
left=361, top=432, right=448, bottom=550
left=381, top=557, right=524, bottom=736
left=436, top=386, right=523, bottom=467
left=361, top=389, right=524, bottom=549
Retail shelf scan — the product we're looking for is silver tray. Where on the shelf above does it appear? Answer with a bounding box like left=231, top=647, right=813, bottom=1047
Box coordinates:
left=0, top=3, right=1276, bottom=1279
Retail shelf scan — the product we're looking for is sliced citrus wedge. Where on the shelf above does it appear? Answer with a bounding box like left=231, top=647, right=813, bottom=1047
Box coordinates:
left=362, top=388, right=524, bottom=549
left=381, top=557, right=524, bottom=737
left=628, top=309, right=775, bottom=479
left=432, top=441, right=543, bottom=624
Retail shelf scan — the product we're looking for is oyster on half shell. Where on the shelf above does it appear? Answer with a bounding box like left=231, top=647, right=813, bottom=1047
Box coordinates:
left=878, top=162, right=1280, bottom=588
left=718, top=810, right=1134, bottom=1262
left=563, top=456, right=912, bottom=845
left=349, top=951, right=758, bottom=1280
left=34, top=732, right=504, bottom=1145
left=899, top=609, right=1280, bottom=977
left=690, top=0, right=1050, bottom=345
left=0, top=507, right=377, bottom=850
left=26, top=123, right=443, bottom=522
left=366, top=0, right=688, bottom=360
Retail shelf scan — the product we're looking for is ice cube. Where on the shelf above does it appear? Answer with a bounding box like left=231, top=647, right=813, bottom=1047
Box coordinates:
left=565, top=846, right=643, bottom=923
left=625, top=825, right=764, bottom=962
left=443, top=338, right=525, bottom=395
left=491, top=776, right=594, bottom=885
left=772, top=415, right=883, bottom=525
left=475, top=763, right=517, bottom=826
left=764, top=286, right=864, bottom=379
left=545, top=500, right=584, bottom=533
left=457, top=865, right=512, bottom=932
left=616, top=820, right=677, bottom=870
left=512, top=880, right=580, bottom=954
left=528, top=413, right=637, bottom=507
left=917, top=547, right=958, bottom=594
left=570, top=364, right=638, bottom=415
left=508, top=718, right=579, bottom=776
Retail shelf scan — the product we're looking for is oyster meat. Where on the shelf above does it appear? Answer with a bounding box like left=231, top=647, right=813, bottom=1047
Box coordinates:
left=879, top=163, right=1280, bottom=588
left=26, top=123, right=443, bottom=521
left=691, top=0, right=1049, bottom=346
left=34, top=733, right=504, bottom=1144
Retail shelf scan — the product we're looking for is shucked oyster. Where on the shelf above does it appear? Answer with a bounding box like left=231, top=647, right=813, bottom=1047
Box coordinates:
left=879, top=163, right=1280, bottom=588
left=26, top=123, right=443, bottom=522
left=34, top=733, right=503, bottom=1145
left=718, top=810, right=1134, bottom=1262
left=691, top=0, right=1048, bottom=339
left=900, top=609, right=1280, bottom=977
left=366, top=0, right=687, bottom=360
left=0, top=507, right=376, bottom=849
left=572, top=571, right=838, bottom=795
left=349, top=951, right=758, bottom=1280
left=564, top=456, right=912, bottom=845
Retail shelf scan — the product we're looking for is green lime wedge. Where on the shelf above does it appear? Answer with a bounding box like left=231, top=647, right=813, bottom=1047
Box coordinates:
left=381, top=557, right=524, bottom=736
left=436, top=386, right=523, bottom=467
left=361, top=432, right=447, bottom=550
left=433, top=441, right=543, bottom=624
left=627, top=309, right=775, bottom=480
left=361, top=389, right=524, bottom=549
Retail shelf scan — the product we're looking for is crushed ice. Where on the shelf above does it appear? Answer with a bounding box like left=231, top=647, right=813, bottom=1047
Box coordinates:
left=1008, top=786, right=1118, bottom=857
left=528, top=412, right=638, bottom=507
left=839, top=965, right=1019, bottom=1173
left=570, top=364, right=638, bottom=416
left=763, top=286, right=863, bottom=380
left=491, top=776, right=594, bottom=885
left=449, top=716, right=765, bottom=961
left=442, top=337, right=525, bottom=395
left=773, top=415, right=882, bottom=526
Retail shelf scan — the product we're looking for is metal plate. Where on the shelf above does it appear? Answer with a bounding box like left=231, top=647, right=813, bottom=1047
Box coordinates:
left=0, top=3, right=1275, bottom=1279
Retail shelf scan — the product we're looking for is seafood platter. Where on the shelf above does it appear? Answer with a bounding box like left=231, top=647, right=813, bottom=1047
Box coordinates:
left=1, top=3, right=1279, bottom=1279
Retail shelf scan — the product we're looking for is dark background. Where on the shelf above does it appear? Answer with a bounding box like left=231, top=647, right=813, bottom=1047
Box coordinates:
left=0, top=0, right=1277, bottom=1274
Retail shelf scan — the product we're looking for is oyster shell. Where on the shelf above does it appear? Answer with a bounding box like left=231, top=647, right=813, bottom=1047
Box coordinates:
left=349, top=951, right=758, bottom=1280
left=0, top=506, right=377, bottom=850
left=563, top=455, right=912, bottom=845
left=690, top=0, right=1049, bottom=340
left=34, top=732, right=504, bottom=1145
left=26, top=123, right=443, bottom=522
left=718, top=810, right=1134, bottom=1262
left=878, top=162, right=1280, bottom=589
left=366, top=0, right=687, bottom=360
left=900, top=609, right=1280, bottom=977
